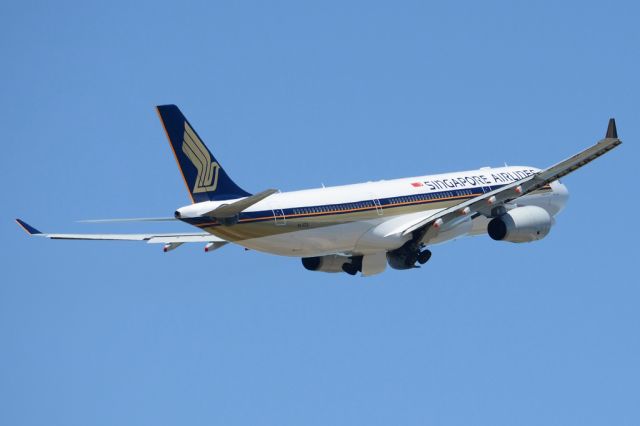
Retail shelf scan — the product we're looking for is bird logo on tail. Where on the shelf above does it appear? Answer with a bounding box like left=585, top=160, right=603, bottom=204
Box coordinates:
left=182, top=122, right=220, bottom=193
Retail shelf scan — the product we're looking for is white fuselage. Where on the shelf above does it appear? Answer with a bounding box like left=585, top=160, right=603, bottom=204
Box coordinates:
left=177, top=166, right=569, bottom=257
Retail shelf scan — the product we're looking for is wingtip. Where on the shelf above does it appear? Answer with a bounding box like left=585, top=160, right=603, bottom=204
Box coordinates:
left=606, top=118, right=618, bottom=139
left=15, top=218, right=42, bottom=235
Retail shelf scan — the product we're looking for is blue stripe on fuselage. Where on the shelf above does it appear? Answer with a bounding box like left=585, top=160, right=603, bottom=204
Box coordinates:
left=181, top=185, right=524, bottom=227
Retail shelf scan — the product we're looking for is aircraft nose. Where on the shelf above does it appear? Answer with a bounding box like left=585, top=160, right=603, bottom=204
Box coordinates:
left=550, top=180, right=569, bottom=214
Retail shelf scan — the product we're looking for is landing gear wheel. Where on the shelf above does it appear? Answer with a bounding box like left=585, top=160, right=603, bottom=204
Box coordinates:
left=342, top=263, right=358, bottom=276
left=417, top=249, right=432, bottom=265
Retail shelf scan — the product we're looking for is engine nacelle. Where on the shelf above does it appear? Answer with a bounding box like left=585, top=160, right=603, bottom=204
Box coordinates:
left=487, top=206, right=552, bottom=243
left=302, top=255, right=353, bottom=273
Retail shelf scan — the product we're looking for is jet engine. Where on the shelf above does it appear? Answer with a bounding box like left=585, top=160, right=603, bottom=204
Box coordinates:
left=487, top=206, right=552, bottom=243
left=301, top=255, right=362, bottom=275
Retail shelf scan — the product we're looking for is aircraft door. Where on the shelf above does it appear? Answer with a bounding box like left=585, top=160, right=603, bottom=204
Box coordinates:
left=373, top=198, right=383, bottom=216
left=273, top=208, right=286, bottom=226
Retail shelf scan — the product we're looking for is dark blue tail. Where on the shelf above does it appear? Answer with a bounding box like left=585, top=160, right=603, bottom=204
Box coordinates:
left=156, top=105, right=251, bottom=203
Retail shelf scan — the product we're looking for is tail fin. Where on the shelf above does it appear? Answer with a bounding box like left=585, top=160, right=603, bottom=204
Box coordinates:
left=156, top=105, right=251, bottom=203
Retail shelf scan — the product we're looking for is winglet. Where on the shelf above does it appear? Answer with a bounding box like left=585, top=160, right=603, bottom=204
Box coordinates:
left=606, top=118, right=618, bottom=139
left=15, top=219, right=42, bottom=235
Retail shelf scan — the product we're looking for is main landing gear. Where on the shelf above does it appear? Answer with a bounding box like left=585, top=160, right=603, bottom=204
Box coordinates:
left=341, top=256, right=363, bottom=276
left=386, top=240, right=433, bottom=270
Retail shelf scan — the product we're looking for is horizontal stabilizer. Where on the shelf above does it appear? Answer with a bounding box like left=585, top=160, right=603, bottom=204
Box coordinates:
left=204, top=189, right=278, bottom=218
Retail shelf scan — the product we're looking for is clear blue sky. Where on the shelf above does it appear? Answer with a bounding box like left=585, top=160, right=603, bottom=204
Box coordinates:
left=2, top=1, right=639, bottom=425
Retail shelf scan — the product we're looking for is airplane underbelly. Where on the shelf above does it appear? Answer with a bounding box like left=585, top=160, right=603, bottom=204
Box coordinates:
left=237, top=220, right=377, bottom=257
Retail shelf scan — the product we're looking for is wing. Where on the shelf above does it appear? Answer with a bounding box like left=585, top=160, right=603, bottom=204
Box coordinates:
left=15, top=219, right=228, bottom=252
left=400, top=118, right=622, bottom=240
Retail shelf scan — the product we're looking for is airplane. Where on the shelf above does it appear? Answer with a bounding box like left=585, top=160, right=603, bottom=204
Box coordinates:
left=16, top=105, right=622, bottom=276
